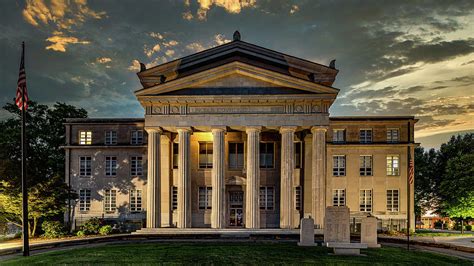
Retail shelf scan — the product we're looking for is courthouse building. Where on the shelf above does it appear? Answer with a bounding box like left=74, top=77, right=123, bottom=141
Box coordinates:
left=64, top=32, right=416, bottom=231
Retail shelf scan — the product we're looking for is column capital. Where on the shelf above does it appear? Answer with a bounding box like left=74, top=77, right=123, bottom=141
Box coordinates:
left=176, top=127, right=192, bottom=133
left=145, top=127, right=163, bottom=134
left=211, top=126, right=227, bottom=134
left=245, top=126, right=262, bottom=133
left=311, top=126, right=328, bottom=133
left=279, top=126, right=298, bottom=134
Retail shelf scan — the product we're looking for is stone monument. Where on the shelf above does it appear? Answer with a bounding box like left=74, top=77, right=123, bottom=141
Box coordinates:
left=324, top=206, right=350, bottom=243
left=361, top=216, right=381, bottom=248
left=298, top=216, right=315, bottom=246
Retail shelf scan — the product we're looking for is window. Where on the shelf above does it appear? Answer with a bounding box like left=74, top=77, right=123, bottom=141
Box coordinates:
left=333, top=189, right=345, bottom=206
left=333, top=155, right=346, bottom=176
left=198, top=187, right=212, bottom=209
left=130, top=189, right=142, bottom=212
left=387, top=190, right=399, bottom=212
left=260, top=142, right=275, bottom=168
left=79, top=156, right=92, bottom=177
left=131, top=156, right=143, bottom=176
left=359, top=189, right=372, bottom=212
left=360, top=156, right=372, bottom=176
left=295, top=186, right=302, bottom=211
left=131, top=130, right=143, bottom=144
left=79, top=131, right=92, bottom=145
left=79, top=189, right=91, bottom=211
left=172, top=143, right=179, bottom=169
left=172, top=186, right=178, bottom=210
left=387, top=129, right=399, bottom=143
left=104, top=189, right=117, bottom=212
left=387, top=155, right=400, bottom=176
left=105, top=131, right=117, bottom=145
left=360, top=129, right=372, bottom=143
left=105, top=156, right=117, bottom=176
left=333, top=129, right=345, bottom=143
left=259, top=187, right=274, bottom=210
left=199, top=142, right=213, bottom=169
left=295, top=142, right=302, bottom=169
left=229, top=142, right=244, bottom=169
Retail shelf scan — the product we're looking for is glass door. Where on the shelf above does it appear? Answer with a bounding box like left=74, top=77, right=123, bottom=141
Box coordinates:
left=229, top=191, right=244, bottom=227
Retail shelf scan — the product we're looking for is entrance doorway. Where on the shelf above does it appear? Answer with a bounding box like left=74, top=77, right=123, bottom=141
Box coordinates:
left=229, top=191, right=244, bottom=227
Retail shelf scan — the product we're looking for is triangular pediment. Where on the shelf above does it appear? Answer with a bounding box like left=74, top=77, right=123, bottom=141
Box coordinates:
left=135, top=62, right=339, bottom=97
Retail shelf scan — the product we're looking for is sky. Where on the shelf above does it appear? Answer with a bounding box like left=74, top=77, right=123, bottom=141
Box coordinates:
left=0, top=0, right=473, bottom=149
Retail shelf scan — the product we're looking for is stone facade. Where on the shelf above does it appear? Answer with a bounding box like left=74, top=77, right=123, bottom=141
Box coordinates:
left=64, top=35, right=416, bottom=231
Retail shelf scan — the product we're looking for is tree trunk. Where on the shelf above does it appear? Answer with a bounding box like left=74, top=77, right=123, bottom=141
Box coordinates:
left=461, top=217, right=464, bottom=234
left=31, top=217, right=37, bottom=238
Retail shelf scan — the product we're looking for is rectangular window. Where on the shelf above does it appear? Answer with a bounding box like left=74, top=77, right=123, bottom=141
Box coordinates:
left=79, top=131, right=92, bottom=145
left=333, top=189, right=345, bottom=206
left=172, top=143, right=179, bottom=169
left=333, top=155, right=346, bottom=176
left=131, top=156, right=143, bottom=176
left=105, top=131, right=117, bottom=145
left=295, top=186, right=302, bottom=211
left=387, top=129, right=399, bottom=143
left=104, top=189, right=117, bottom=212
left=131, top=130, right=144, bottom=145
left=228, top=142, right=244, bottom=169
left=130, top=189, right=142, bottom=212
left=79, top=189, right=91, bottom=211
left=359, top=189, right=372, bottom=212
left=79, top=156, right=92, bottom=177
left=333, top=129, right=346, bottom=143
left=105, top=156, right=117, bottom=176
left=198, top=187, right=212, bottom=210
left=199, top=142, right=213, bottom=169
left=259, top=186, right=274, bottom=210
left=387, top=190, right=399, bottom=212
left=260, top=142, right=275, bottom=168
left=172, top=186, right=178, bottom=210
left=387, top=155, right=400, bottom=176
left=359, top=155, right=373, bottom=176
left=360, top=129, right=372, bottom=143
left=294, top=142, right=302, bottom=169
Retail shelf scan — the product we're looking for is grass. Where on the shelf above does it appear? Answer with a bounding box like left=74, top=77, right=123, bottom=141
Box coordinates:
left=414, top=230, right=472, bottom=237
left=2, top=242, right=471, bottom=265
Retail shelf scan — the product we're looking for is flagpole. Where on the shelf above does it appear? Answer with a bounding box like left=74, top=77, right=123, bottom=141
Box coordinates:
left=406, top=122, right=411, bottom=251
left=21, top=41, right=30, bottom=257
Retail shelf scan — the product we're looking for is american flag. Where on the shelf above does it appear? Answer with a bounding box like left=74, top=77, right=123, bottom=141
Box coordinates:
left=408, top=157, right=414, bottom=185
left=15, top=42, right=28, bottom=111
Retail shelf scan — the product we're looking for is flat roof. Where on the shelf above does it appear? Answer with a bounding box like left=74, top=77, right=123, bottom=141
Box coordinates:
left=330, top=116, right=417, bottom=121
left=64, top=118, right=145, bottom=124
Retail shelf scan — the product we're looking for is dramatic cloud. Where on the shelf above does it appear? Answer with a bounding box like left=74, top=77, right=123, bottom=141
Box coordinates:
left=96, top=57, right=112, bottom=64
left=183, top=0, right=257, bottom=20
left=45, top=35, right=90, bottom=52
left=22, top=0, right=105, bottom=51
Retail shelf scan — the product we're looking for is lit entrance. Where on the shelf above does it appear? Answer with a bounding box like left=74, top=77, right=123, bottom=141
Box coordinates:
left=229, top=191, right=244, bottom=227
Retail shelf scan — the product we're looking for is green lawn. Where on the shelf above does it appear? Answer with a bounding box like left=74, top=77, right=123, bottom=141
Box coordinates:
left=415, top=230, right=472, bottom=237
left=2, top=242, right=471, bottom=265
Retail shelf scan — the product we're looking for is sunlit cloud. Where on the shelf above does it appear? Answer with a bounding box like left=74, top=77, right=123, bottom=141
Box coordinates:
left=290, top=5, right=299, bottom=14
left=165, top=49, right=176, bottom=57
left=183, top=0, right=257, bottom=20
left=96, top=57, right=112, bottom=64
left=22, top=0, right=105, bottom=51
left=144, top=44, right=161, bottom=57
left=128, top=59, right=141, bottom=72
left=45, top=35, right=90, bottom=52
left=186, top=42, right=206, bottom=52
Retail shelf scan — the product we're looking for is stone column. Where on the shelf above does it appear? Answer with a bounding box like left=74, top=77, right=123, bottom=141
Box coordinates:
left=280, top=126, right=297, bottom=229
left=245, top=126, right=261, bottom=229
left=211, top=127, right=226, bottom=228
left=146, top=127, right=162, bottom=228
left=311, top=126, right=327, bottom=228
left=177, top=127, right=192, bottom=228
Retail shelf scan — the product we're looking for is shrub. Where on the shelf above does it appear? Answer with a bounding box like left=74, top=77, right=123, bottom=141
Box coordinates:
left=82, top=217, right=102, bottom=235
left=466, top=225, right=472, bottom=231
left=99, top=225, right=113, bottom=236
left=76, top=230, right=85, bottom=237
left=42, top=221, right=67, bottom=238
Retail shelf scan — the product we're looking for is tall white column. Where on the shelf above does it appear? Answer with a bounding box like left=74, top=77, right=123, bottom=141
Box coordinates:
left=245, top=126, right=261, bottom=229
left=280, top=126, right=297, bottom=229
left=146, top=127, right=162, bottom=228
left=177, top=127, right=192, bottom=228
left=311, top=126, right=327, bottom=228
left=211, top=127, right=226, bottom=228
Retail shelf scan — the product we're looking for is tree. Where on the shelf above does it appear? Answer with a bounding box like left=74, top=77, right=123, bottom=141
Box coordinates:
left=414, top=146, right=439, bottom=218
left=0, top=101, right=87, bottom=237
